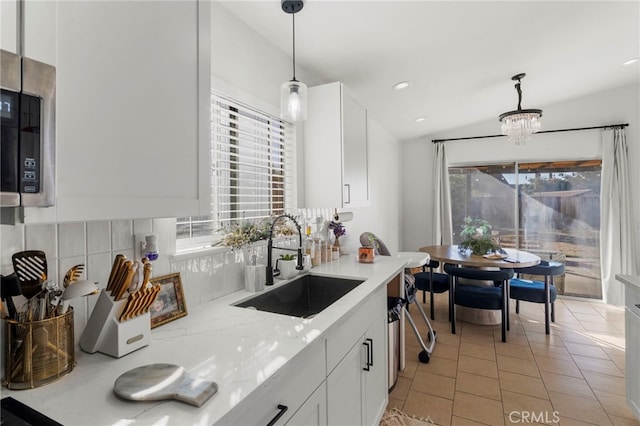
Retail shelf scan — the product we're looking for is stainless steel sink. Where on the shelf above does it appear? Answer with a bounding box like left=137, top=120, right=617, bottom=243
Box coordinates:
left=234, top=274, right=365, bottom=318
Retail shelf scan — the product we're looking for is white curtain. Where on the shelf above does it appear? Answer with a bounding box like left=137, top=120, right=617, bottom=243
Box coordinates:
left=433, top=142, right=453, bottom=245
left=600, top=128, right=638, bottom=306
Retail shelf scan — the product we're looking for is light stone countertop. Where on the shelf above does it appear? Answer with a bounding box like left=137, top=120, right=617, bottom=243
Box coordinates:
left=616, top=274, right=640, bottom=290
left=2, top=255, right=406, bottom=426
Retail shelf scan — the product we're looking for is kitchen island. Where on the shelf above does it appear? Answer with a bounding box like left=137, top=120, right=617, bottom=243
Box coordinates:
left=2, top=255, right=406, bottom=425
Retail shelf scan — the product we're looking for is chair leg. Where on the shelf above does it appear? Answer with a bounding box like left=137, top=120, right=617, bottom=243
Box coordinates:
left=430, top=289, right=435, bottom=320
left=451, top=277, right=456, bottom=335
left=544, top=276, right=551, bottom=335
left=502, top=280, right=508, bottom=339
left=551, top=302, right=555, bottom=322
left=515, top=299, right=520, bottom=314
left=506, top=280, right=510, bottom=331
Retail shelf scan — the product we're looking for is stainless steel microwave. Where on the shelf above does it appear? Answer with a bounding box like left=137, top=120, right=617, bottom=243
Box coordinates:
left=1, top=49, right=55, bottom=207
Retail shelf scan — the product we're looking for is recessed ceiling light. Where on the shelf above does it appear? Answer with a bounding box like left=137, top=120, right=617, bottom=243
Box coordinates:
left=415, top=117, right=426, bottom=123
left=392, top=81, right=412, bottom=91
left=623, top=57, right=639, bottom=66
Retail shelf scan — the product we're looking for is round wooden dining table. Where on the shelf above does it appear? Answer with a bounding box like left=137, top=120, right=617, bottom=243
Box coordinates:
left=418, top=245, right=540, bottom=268
left=417, top=245, right=540, bottom=326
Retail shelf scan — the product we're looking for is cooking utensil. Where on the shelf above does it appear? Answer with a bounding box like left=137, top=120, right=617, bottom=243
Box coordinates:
left=59, top=280, right=99, bottom=315
left=1, top=274, right=22, bottom=320
left=12, top=251, right=47, bottom=299
left=113, top=262, right=135, bottom=301
left=62, top=264, right=85, bottom=288
left=106, top=254, right=126, bottom=292
left=113, top=363, right=218, bottom=407
left=110, top=260, right=132, bottom=299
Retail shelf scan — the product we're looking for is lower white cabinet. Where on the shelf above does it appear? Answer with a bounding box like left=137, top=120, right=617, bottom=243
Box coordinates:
left=223, top=338, right=326, bottom=426
left=286, top=382, right=328, bottom=426
left=326, top=285, right=388, bottom=425
left=223, top=282, right=390, bottom=426
left=625, top=280, right=640, bottom=419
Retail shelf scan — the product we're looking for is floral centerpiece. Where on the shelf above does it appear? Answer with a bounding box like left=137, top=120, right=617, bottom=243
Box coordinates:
left=458, top=216, right=499, bottom=255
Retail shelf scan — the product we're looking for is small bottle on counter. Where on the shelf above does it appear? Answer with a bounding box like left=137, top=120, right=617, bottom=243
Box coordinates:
left=311, top=238, right=322, bottom=267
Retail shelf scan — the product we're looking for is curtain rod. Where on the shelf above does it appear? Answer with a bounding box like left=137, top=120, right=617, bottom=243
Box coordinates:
left=431, top=123, right=629, bottom=143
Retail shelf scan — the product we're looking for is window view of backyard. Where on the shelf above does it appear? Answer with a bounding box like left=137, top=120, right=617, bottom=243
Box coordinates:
left=449, top=160, right=603, bottom=299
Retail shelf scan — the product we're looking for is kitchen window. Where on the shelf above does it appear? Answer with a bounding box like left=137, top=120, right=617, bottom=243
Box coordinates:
left=176, top=92, right=296, bottom=250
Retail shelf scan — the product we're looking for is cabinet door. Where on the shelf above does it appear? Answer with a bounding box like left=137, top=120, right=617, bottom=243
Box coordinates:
left=626, top=310, right=640, bottom=419
left=327, top=338, right=365, bottom=425
left=24, top=0, right=210, bottom=223
left=286, top=382, right=327, bottom=426
left=363, top=311, right=388, bottom=425
left=342, top=91, right=369, bottom=207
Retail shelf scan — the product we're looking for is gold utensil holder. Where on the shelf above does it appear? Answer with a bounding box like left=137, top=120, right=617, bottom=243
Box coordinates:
left=2, top=308, right=75, bottom=390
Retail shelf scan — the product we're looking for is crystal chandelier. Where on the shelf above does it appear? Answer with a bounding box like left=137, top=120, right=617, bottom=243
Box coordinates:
left=280, top=0, right=307, bottom=122
left=499, top=73, right=542, bottom=145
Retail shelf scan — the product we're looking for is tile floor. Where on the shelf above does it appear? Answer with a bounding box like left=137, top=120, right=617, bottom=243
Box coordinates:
left=387, top=292, right=639, bottom=425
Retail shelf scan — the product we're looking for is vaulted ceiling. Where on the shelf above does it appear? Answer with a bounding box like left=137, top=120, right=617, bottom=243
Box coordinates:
left=219, top=1, right=640, bottom=141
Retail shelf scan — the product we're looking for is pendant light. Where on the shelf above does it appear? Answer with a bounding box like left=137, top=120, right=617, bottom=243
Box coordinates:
left=280, top=0, right=307, bottom=122
left=498, top=73, right=542, bottom=145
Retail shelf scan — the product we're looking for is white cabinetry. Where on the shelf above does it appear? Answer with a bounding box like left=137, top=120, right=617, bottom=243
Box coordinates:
left=326, top=285, right=388, bottom=425
left=22, top=0, right=210, bottom=223
left=624, top=279, right=640, bottom=419
left=222, top=338, right=327, bottom=426
left=303, top=82, right=369, bottom=208
left=1, top=0, right=18, bottom=53
left=286, top=382, right=328, bottom=426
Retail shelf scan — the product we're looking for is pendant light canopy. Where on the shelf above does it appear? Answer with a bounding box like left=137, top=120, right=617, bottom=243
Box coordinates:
left=280, top=0, right=307, bottom=122
left=499, top=73, right=542, bottom=145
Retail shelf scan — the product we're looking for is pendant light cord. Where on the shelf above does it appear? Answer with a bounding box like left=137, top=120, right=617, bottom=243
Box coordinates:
left=292, top=13, right=297, bottom=80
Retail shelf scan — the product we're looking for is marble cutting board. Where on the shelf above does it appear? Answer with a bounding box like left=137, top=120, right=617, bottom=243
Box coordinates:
left=113, top=363, right=218, bottom=407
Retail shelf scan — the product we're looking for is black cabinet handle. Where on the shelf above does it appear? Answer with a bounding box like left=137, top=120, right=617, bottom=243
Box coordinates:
left=266, top=404, right=288, bottom=426
left=635, top=304, right=640, bottom=309
left=362, top=340, right=371, bottom=371
left=366, top=338, right=374, bottom=367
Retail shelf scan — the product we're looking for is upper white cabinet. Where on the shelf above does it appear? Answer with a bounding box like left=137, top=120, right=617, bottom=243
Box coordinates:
left=1, top=0, right=18, bottom=53
left=303, top=82, right=369, bottom=209
left=22, top=0, right=210, bottom=223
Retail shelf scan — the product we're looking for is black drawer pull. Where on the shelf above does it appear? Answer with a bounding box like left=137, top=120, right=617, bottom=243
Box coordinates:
left=635, top=304, right=640, bottom=309
left=366, top=338, right=374, bottom=366
left=362, top=340, right=371, bottom=371
left=266, top=404, right=288, bottom=426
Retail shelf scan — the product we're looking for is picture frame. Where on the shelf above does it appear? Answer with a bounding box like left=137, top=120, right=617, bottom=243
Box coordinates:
left=149, top=272, right=188, bottom=328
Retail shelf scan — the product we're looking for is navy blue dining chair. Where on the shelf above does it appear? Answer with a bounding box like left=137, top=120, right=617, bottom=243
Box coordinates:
left=510, top=260, right=564, bottom=334
left=444, top=264, right=515, bottom=342
left=413, top=260, right=450, bottom=320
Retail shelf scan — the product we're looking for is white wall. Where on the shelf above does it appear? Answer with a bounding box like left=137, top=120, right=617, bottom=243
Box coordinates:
left=401, top=83, right=640, bottom=268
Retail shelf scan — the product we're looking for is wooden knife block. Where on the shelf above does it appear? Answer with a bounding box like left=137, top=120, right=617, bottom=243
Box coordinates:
left=79, top=290, right=150, bottom=358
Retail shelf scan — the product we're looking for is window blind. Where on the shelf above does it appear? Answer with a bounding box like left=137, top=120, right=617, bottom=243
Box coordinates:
left=176, top=92, right=296, bottom=248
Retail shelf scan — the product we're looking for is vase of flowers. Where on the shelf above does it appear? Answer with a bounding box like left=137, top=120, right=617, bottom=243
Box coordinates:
left=328, top=221, right=346, bottom=254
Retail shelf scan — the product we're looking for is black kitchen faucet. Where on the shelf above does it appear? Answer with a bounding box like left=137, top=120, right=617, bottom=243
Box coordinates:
left=266, top=214, right=304, bottom=286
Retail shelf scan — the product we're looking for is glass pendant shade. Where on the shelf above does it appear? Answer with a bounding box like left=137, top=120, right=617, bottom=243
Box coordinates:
left=281, top=79, right=307, bottom=122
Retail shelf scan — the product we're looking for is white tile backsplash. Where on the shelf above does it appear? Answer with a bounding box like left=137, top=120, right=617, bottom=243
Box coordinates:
left=0, top=223, right=23, bottom=274
left=111, top=219, right=133, bottom=251
left=58, top=222, right=86, bottom=258
left=25, top=223, right=57, bottom=260
left=1, top=216, right=252, bottom=350
left=87, top=221, right=111, bottom=254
